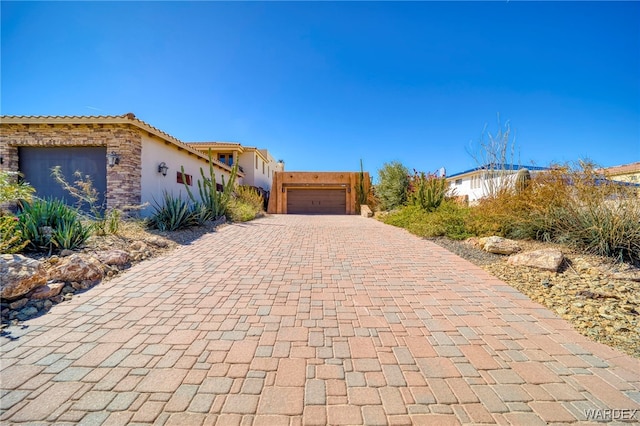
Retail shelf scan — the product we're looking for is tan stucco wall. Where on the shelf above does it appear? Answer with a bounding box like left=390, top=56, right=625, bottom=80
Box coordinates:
left=267, top=171, right=370, bottom=214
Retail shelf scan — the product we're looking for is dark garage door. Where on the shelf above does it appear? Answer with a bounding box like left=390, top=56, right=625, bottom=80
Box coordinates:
left=19, top=147, right=107, bottom=212
left=286, top=189, right=346, bottom=214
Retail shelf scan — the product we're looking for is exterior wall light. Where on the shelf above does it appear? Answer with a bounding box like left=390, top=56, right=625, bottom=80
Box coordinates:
left=106, top=151, right=120, bottom=167
left=158, top=162, right=169, bottom=176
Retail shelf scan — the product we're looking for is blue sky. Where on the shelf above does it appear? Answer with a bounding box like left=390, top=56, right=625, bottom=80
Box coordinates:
left=2, top=1, right=639, bottom=180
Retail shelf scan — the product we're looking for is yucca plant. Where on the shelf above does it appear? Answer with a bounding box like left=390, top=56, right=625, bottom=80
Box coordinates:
left=18, top=198, right=92, bottom=251
left=147, top=191, right=196, bottom=231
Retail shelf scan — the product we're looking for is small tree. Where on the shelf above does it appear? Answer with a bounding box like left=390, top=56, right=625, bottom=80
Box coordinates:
left=376, top=161, right=409, bottom=211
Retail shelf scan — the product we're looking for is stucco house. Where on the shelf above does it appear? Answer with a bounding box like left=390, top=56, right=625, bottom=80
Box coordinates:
left=446, top=163, right=549, bottom=205
left=186, top=142, right=280, bottom=196
left=599, top=161, right=640, bottom=184
left=0, top=113, right=240, bottom=216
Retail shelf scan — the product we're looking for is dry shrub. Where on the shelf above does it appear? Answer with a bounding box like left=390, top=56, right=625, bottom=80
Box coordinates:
left=470, top=161, right=640, bottom=263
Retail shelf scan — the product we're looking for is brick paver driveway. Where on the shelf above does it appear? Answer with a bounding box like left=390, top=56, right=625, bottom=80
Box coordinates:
left=2, top=215, right=639, bottom=425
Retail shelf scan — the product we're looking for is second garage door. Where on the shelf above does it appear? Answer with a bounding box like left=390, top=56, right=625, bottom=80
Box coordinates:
left=287, top=189, right=346, bottom=214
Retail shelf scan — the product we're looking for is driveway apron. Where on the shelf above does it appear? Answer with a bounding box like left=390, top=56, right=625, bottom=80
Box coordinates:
left=1, top=215, right=639, bottom=425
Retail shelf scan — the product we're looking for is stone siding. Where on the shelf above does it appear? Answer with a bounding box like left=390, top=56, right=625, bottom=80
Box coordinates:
left=0, top=123, right=142, bottom=210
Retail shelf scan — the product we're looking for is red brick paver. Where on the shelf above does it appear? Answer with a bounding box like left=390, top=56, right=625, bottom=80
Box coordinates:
left=2, top=215, right=639, bottom=424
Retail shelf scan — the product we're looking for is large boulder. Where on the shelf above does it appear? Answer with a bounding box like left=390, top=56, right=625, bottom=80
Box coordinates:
left=0, top=254, right=48, bottom=300
left=479, top=236, right=522, bottom=255
left=507, top=248, right=564, bottom=272
left=30, top=283, right=65, bottom=300
left=48, top=254, right=104, bottom=284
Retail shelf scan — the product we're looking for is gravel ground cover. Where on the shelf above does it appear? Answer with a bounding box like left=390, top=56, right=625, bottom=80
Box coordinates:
left=429, top=236, right=640, bottom=359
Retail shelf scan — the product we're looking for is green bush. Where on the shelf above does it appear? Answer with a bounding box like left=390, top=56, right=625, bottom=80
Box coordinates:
left=0, top=214, right=29, bottom=253
left=18, top=198, right=93, bottom=251
left=381, top=201, right=472, bottom=240
left=147, top=192, right=197, bottom=231
left=0, top=170, right=35, bottom=206
left=227, top=186, right=264, bottom=222
left=376, top=161, right=409, bottom=211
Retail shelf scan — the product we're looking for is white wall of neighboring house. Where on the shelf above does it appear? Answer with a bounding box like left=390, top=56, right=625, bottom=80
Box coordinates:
left=140, top=135, right=231, bottom=216
left=448, top=167, right=546, bottom=204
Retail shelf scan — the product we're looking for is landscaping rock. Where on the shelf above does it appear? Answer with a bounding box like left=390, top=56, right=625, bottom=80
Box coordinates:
left=507, top=248, right=564, bottom=272
left=48, top=254, right=104, bottom=283
left=145, top=236, right=170, bottom=248
left=0, top=254, right=48, bottom=299
left=360, top=205, right=374, bottom=218
left=96, top=250, right=130, bottom=267
left=479, top=236, right=521, bottom=255
left=30, top=283, right=65, bottom=300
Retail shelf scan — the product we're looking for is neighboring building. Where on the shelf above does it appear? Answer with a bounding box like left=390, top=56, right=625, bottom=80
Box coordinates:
left=268, top=171, right=370, bottom=215
left=599, top=161, right=640, bottom=184
left=187, top=142, right=278, bottom=193
left=0, top=113, right=240, bottom=216
left=446, top=163, right=548, bottom=205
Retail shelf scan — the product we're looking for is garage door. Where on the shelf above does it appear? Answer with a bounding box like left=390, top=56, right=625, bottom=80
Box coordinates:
left=287, top=189, right=346, bottom=214
left=18, top=147, right=107, bottom=212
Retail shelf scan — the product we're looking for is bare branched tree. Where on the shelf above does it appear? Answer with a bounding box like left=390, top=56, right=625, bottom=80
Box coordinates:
left=466, top=114, right=521, bottom=198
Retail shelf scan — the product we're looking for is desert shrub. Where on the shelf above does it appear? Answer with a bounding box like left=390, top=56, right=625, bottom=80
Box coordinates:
left=0, top=171, right=35, bottom=207
left=376, top=161, right=409, bottom=211
left=147, top=192, right=197, bottom=231
left=18, top=198, right=93, bottom=251
left=469, top=161, right=640, bottom=263
left=227, top=186, right=264, bottom=222
left=381, top=201, right=472, bottom=240
left=0, top=214, right=29, bottom=253
left=408, top=170, right=447, bottom=212
left=227, top=199, right=259, bottom=222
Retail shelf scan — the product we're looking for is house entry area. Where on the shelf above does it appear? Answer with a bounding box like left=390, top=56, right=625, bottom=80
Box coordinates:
left=286, top=188, right=347, bottom=214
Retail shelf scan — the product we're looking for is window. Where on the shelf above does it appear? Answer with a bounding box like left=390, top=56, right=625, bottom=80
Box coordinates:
left=177, top=171, right=193, bottom=186
left=262, top=161, right=265, bottom=175
left=255, top=156, right=258, bottom=169
left=218, top=154, right=226, bottom=164
left=455, top=179, right=462, bottom=186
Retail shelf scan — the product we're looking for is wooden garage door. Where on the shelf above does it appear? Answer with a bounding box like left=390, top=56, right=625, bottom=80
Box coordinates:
left=287, top=189, right=346, bottom=214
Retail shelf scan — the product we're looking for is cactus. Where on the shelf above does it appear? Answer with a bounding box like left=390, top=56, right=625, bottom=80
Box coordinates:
left=354, top=159, right=368, bottom=214
left=409, top=171, right=447, bottom=212
left=182, top=148, right=238, bottom=219
left=515, top=168, right=531, bottom=194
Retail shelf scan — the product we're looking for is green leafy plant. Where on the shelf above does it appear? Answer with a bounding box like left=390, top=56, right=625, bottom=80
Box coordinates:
left=0, top=214, right=29, bottom=254
left=381, top=201, right=472, bottom=240
left=0, top=170, right=35, bottom=207
left=18, top=198, right=93, bottom=252
left=147, top=191, right=196, bottom=231
left=407, top=170, right=447, bottom=212
left=376, top=161, right=410, bottom=211
left=182, top=148, right=238, bottom=219
left=227, top=185, right=264, bottom=222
